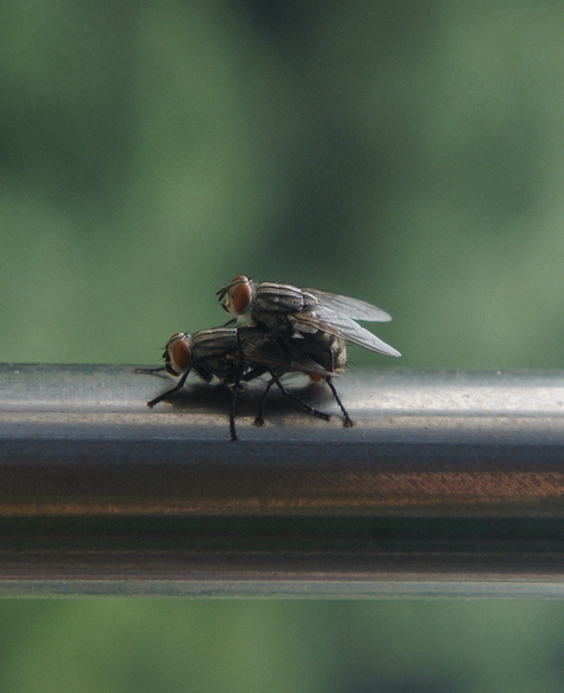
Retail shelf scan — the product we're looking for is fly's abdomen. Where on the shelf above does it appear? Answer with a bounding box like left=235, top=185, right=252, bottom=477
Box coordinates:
left=304, top=332, right=347, bottom=373
left=326, top=335, right=347, bottom=372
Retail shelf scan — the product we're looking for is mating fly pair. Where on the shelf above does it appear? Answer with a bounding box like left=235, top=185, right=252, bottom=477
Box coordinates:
left=138, top=326, right=346, bottom=441
left=140, top=276, right=400, bottom=440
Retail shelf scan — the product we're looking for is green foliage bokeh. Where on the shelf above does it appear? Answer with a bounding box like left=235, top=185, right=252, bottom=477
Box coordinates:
left=1, top=0, right=563, bottom=366
left=1, top=600, right=564, bottom=693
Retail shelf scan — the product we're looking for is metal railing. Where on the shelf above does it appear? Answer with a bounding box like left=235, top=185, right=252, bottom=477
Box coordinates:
left=1, top=363, right=564, bottom=597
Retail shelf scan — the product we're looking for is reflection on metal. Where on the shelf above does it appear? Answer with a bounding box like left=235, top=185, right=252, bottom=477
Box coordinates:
left=1, top=363, right=564, bottom=597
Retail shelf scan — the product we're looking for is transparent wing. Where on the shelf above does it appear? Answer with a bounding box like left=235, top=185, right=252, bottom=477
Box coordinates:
left=290, top=309, right=401, bottom=358
left=302, top=288, right=392, bottom=322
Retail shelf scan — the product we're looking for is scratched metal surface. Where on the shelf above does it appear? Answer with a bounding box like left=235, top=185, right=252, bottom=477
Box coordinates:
left=1, top=364, right=564, bottom=516
left=0, top=364, right=564, bottom=596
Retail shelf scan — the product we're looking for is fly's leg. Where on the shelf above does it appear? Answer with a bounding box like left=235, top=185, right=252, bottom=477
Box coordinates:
left=270, top=373, right=331, bottom=422
left=135, top=366, right=166, bottom=375
left=242, top=364, right=273, bottom=428
left=147, top=371, right=190, bottom=408
left=228, top=358, right=251, bottom=442
left=223, top=327, right=248, bottom=442
left=326, top=377, right=355, bottom=428
left=308, top=339, right=354, bottom=428
left=228, top=383, right=239, bottom=442
left=253, top=379, right=275, bottom=427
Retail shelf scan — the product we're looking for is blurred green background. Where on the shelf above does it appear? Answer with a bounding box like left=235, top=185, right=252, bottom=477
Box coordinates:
left=3, top=0, right=564, bottom=368
left=2, top=0, right=564, bottom=690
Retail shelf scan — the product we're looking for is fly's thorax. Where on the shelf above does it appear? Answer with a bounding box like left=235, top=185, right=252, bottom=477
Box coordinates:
left=254, top=283, right=309, bottom=314
left=189, top=328, right=241, bottom=383
left=191, top=328, right=239, bottom=359
left=163, top=332, right=193, bottom=376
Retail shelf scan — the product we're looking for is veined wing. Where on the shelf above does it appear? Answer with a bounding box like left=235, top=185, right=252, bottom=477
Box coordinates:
left=302, top=288, right=392, bottom=322
left=290, top=309, right=401, bottom=358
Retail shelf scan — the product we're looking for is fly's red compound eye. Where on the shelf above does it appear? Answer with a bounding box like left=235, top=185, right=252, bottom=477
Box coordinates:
left=172, top=338, right=191, bottom=372
left=230, top=281, right=252, bottom=314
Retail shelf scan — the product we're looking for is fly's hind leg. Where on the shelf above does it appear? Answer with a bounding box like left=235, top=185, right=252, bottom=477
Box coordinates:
left=326, top=377, right=355, bottom=428
left=303, top=339, right=354, bottom=428
left=270, top=373, right=331, bottom=423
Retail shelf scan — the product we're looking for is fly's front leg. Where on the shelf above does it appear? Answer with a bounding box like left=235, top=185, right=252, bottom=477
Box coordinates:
left=135, top=366, right=166, bottom=375
left=147, top=371, right=190, bottom=408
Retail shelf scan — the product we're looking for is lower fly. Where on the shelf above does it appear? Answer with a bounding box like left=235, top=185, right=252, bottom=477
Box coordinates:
left=137, top=326, right=340, bottom=441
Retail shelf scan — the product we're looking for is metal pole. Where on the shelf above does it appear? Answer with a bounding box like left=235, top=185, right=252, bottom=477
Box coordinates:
left=1, top=363, right=564, bottom=597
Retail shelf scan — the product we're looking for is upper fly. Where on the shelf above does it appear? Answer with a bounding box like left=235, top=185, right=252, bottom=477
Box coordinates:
left=216, top=276, right=401, bottom=358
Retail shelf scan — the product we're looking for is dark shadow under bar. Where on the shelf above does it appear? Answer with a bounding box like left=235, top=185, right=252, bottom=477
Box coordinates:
left=1, top=363, right=564, bottom=597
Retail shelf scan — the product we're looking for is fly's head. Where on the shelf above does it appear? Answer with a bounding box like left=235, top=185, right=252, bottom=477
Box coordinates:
left=163, top=332, right=193, bottom=376
left=216, top=276, right=253, bottom=318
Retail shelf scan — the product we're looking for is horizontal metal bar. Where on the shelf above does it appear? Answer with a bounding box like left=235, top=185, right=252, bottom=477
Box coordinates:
left=1, top=363, right=564, bottom=597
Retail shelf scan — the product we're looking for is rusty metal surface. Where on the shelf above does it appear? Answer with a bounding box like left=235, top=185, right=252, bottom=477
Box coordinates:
left=0, top=363, right=564, bottom=596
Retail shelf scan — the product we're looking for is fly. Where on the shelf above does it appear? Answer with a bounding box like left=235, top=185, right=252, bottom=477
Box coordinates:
left=216, top=276, right=401, bottom=358
left=137, top=326, right=342, bottom=441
